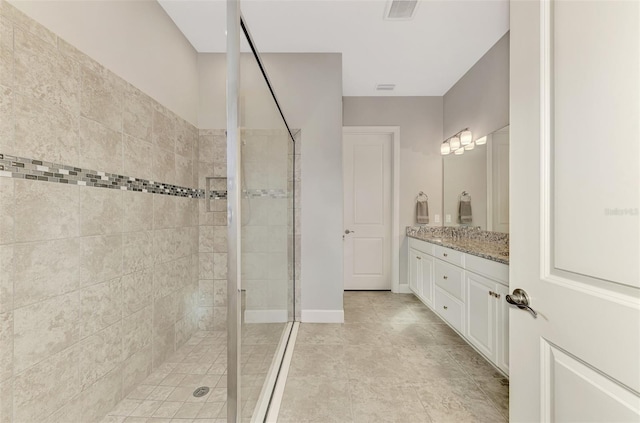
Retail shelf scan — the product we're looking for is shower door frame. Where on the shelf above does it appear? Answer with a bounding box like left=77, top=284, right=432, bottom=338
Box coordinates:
left=227, top=1, right=298, bottom=421
left=226, top=0, right=241, bottom=421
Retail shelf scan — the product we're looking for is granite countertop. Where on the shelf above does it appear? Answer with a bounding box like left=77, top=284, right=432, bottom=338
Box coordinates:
left=406, top=226, right=509, bottom=265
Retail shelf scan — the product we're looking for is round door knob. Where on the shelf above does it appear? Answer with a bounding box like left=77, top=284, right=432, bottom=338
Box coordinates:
left=344, top=229, right=355, bottom=234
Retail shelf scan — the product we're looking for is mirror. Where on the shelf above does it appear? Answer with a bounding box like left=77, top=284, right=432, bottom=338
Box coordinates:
left=443, top=125, right=509, bottom=233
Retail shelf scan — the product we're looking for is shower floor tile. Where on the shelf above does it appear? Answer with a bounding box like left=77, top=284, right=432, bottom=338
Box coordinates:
left=103, top=324, right=282, bottom=423
left=102, top=331, right=228, bottom=423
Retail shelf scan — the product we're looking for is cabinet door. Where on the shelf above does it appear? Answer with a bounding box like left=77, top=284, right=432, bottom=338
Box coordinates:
left=495, top=283, right=509, bottom=374
left=419, top=254, right=434, bottom=306
left=466, top=272, right=497, bottom=361
left=408, top=248, right=422, bottom=297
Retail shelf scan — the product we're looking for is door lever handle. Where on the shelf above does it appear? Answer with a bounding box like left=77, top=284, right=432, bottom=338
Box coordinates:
left=506, top=288, right=538, bottom=318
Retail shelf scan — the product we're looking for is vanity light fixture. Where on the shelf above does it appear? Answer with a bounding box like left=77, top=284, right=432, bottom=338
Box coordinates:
left=440, top=128, right=471, bottom=155
left=475, top=136, right=487, bottom=145
left=460, top=129, right=473, bottom=146
left=440, top=142, right=451, bottom=155
left=449, top=136, right=461, bottom=151
left=454, top=147, right=465, bottom=155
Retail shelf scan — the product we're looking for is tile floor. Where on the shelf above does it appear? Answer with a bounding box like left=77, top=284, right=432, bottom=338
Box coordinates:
left=102, top=292, right=508, bottom=423
left=277, top=291, right=509, bottom=423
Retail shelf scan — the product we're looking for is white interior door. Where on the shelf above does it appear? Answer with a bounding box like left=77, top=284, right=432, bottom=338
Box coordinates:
left=511, top=1, right=640, bottom=421
left=343, top=129, right=392, bottom=290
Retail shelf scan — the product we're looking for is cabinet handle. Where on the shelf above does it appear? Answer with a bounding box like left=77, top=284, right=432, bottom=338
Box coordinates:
left=417, top=256, right=421, bottom=260
left=443, top=275, right=448, bottom=280
left=495, top=293, right=501, bottom=299
left=443, top=306, right=448, bottom=310
left=443, top=253, right=448, bottom=257
left=489, top=291, right=494, bottom=296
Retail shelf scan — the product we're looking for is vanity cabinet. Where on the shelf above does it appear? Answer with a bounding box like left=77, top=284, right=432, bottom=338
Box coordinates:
left=408, top=239, right=435, bottom=307
left=407, top=237, right=509, bottom=375
left=434, top=260, right=465, bottom=302
left=434, top=285, right=465, bottom=334
left=464, top=253, right=510, bottom=373
left=433, top=259, right=465, bottom=333
left=465, top=271, right=509, bottom=373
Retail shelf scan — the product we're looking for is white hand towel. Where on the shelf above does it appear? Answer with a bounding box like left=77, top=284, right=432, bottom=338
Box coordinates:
left=416, top=200, right=429, bottom=224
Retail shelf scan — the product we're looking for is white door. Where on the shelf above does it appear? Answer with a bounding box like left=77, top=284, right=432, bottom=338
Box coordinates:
left=343, top=129, right=392, bottom=290
left=511, top=1, right=640, bottom=421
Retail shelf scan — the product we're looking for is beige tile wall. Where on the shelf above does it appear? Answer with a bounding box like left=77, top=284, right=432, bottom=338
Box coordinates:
left=241, top=129, right=290, bottom=322
left=197, top=129, right=228, bottom=331
left=0, top=2, right=201, bottom=422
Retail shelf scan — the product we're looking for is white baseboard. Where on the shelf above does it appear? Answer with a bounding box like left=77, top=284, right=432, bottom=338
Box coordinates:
left=394, top=284, right=413, bottom=294
left=244, top=309, right=288, bottom=324
left=300, top=309, right=344, bottom=323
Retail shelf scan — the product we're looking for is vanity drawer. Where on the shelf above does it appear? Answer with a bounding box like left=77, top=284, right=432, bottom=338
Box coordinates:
left=434, top=259, right=464, bottom=301
left=408, top=237, right=435, bottom=256
left=434, top=245, right=465, bottom=267
left=434, top=287, right=464, bottom=334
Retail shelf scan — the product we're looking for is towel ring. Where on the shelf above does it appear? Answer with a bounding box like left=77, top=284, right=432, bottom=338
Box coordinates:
left=417, top=191, right=428, bottom=201
left=460, top=191, right=471, bottom=200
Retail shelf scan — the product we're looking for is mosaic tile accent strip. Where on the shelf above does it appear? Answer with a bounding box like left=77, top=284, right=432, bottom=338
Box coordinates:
left=0, top=152, right=230, bottom=199
left=243, top=189, right=289, bottom=199
left=208, top=190, right=227, bottom=200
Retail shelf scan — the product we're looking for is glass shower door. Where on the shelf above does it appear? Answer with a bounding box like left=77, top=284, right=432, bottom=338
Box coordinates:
left=226, top=5, right=297, bottom=421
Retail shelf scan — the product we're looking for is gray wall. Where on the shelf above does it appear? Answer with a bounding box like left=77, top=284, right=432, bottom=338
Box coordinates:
left=444, top=32, right=509, bottom=141
left=343, top=97, right=443, bottom=287
left=199, top=53, right=345, bottom=319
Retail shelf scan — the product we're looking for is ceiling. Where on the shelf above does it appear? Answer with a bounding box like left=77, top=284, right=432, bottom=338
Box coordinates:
left=158, top=0, right=509, bottom=96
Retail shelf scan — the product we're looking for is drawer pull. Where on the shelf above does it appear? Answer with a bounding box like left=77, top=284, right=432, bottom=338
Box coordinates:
left=417, top=256, right=421, bottom=260
left=443, top=275, right=448, bottom=280
left=443, top=253, right=448, bottom=257
left=443, top=305, right=448, bottom=310
left=489, top=291, right=494, bottom=296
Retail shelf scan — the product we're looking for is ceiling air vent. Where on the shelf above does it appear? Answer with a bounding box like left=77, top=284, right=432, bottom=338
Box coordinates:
left=376, top=83, right=396, bottom=91
left=385, top=0, right=419, bottom=20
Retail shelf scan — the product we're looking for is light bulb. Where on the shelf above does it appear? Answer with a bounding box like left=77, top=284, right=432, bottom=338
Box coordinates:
left=464, top=142, right=475, bottom=150
left=449, top=136, right=461, bottom=151
left=460, top=130, right=472, bottom=146
left=440, top=142, right=451, bottom=155
left=475, top=136, right=487, bottom=145
left=454, top=148, right=465, bottom=155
